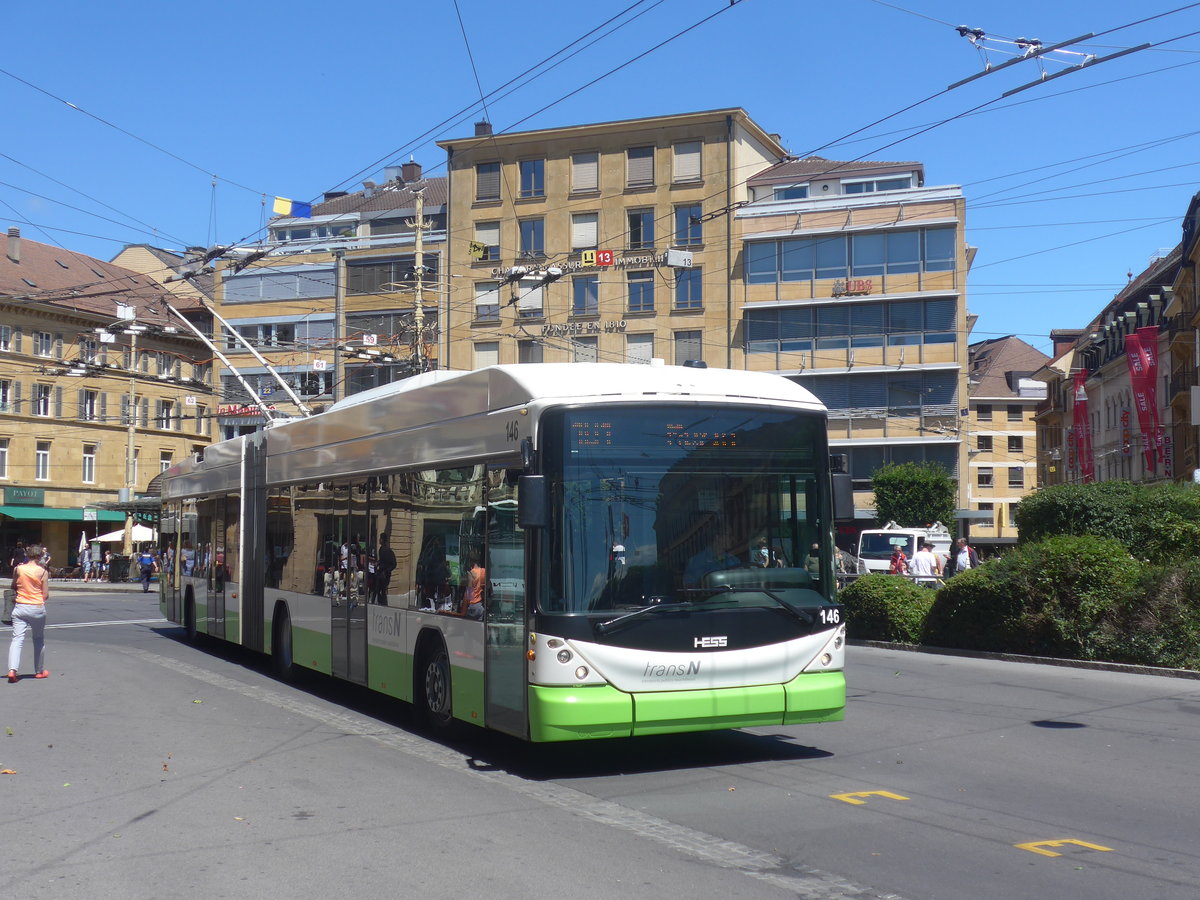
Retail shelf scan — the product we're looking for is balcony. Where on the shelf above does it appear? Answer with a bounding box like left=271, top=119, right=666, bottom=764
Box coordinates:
left=1169, top=369, right=1196, bottom=402
left=252, top=230, right=448, bottom=258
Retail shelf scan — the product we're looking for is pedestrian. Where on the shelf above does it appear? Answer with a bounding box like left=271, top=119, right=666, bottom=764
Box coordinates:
left=79, top=545, right=92, bottom=583
left=8, top=542, right=50, bottom=682
left=943, top=537, right=980, bottom=578
left=137, top=547, right=158, bottom=593
left=909, top=541, right=940, bottom=585
left=101, top=549, right=112, bottom=581
left=888, top=545, right=909, bottom=575
left=7, top=540, right=26, bottom=577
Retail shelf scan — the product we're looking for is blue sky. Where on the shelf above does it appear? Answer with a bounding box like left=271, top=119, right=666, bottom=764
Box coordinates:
left=4, top=0, right=1199, bottom=357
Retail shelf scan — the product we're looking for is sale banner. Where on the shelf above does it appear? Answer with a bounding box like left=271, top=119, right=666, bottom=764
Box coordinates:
left=1124, top=331, right=1156, bottom=470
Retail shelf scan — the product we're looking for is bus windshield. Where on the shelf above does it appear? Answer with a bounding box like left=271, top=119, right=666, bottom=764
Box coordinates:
left=541, top=405, right=829, bottom=613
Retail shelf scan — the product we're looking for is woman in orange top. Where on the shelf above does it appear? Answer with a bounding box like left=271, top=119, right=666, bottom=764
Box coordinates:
left=8, top=542, right=49, bottom=682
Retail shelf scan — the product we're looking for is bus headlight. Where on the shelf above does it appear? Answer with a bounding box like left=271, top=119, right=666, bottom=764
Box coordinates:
left=820, top=653, right=832, bottom=666
left=834, top=634, right=844, bottom=650
left=557, top=649, right=573, bottom=664
left=575, top=666, right=589, bottom=680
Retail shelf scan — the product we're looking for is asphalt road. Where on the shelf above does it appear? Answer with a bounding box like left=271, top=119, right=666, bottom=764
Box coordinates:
left=3, top=586, right=1199, bottom=899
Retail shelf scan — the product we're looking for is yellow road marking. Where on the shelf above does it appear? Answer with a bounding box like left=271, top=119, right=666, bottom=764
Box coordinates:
left=830, top=790, right=910, bottom=806
left=1015, top=839, right=1114, bottom=858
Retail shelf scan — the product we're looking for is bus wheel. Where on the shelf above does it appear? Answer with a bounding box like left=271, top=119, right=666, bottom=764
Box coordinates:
left=419, top=644, right=453, bottom=731
left=184, top=595, right=197, bottom=642
left=272, top=606, right=295, bottom=681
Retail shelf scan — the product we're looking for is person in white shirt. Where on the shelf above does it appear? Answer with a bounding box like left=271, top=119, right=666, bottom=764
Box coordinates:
left=909, top=542, right=939, bottom=582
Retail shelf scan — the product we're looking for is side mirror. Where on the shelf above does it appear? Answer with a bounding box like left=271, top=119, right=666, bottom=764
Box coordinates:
left=518, top=475, right=548, bottom=529
left=832, top=473, right=855, bottom=522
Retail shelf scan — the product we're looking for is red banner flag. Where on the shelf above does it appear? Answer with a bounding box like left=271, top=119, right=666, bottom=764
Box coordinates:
left=1136, top=326, right=1164, bottom=467
left=1125, top=332, right=1156, bottom=470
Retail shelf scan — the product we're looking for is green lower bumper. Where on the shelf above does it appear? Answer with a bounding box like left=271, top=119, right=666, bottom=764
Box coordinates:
left=527, top=671, right=845, bottom=742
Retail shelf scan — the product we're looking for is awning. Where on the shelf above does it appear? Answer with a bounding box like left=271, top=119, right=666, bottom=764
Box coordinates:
left=0, top=506, right=124, bottom=522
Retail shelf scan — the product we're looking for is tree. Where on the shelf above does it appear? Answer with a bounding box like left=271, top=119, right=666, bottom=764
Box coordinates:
left=871, top=461, right=956, bottom=531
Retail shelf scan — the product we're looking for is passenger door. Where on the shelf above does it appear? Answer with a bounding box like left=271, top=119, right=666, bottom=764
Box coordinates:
left=484, top=469, right=528, bottom=737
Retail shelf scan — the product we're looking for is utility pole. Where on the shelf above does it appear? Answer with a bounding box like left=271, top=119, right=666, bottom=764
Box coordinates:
left=333, top=249, right=346, bottom=402
left=412, top=188, right=426, bottom=372
left=119, top=306, right=139, bottom=557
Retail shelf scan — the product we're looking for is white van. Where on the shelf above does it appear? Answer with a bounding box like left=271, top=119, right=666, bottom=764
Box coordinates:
left=856, top=521, right=952, bottom=574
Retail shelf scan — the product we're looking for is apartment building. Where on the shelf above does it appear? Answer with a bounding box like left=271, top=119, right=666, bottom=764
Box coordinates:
left=0, top=228, right=214, bottom=565
left=733, top=157, right=973, bottom=538
left=1035, top=249, right=1180, bottom=486
left=211, top=161, right=445, bottom=436
left=963, top=336, right=1048, bottom=549
left=436, top=109, right=786, bottom=369
left=1166, top=191, right=1200, bottom=479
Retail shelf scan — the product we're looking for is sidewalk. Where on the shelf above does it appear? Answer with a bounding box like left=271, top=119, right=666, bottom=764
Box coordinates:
left=50, top=576, right=157, bottom=593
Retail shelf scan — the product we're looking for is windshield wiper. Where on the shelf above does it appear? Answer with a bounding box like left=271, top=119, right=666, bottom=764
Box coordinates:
left=594, top=600, right=692, bottom=636
left=681, top=585, right=815, bottom=626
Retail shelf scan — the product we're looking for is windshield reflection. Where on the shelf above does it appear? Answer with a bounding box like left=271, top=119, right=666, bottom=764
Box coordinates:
left=543, top=406, right=828, bottom=613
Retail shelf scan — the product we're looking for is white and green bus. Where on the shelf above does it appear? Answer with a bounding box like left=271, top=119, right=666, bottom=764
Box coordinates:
left=159, top=363, right=845, bottom=741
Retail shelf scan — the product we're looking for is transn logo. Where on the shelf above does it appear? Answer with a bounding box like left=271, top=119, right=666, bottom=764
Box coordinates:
left=694, top=636, right=728, bottom=648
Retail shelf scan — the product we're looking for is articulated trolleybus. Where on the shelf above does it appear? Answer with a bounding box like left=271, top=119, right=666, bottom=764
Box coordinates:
left=159, top=363, right=845, bottom=741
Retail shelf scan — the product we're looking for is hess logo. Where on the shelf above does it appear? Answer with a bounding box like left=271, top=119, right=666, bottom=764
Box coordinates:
left=693, top=635, right=728, bottom=648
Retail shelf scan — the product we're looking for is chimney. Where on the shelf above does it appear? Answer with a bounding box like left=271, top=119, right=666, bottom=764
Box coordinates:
left=383, top=165, right=404, bottom=183
left=402, top=160, right=422, bottom=182
left=474, top=121, right=493, bottom=137
left=183, top=245, right=206, bottom=264
left=6, top=227, right=19, bottom=264
left=323, top=191, right=349, bottom=201
left=362, top=180, right=376, bottom=198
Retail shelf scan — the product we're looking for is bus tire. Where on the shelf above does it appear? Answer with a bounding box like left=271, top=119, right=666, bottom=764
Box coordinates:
left=183, top=593, right=197, bottom=642
left=272, top=604, right=295, bottom=682
left=417, top=641, right=454, bottom=732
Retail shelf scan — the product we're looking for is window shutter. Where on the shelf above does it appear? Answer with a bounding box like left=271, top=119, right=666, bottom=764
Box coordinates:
left=627, top=334, right=654, bottom=365
left=476, top=164, right=500, bottom=200
left=12, top=381, right=20, bottom=409
left=573, top=337, right=598, bottom=363
left=475, top=221, right=499, bottom=249
left=54, top=386, right=63, bottom=418
left=13, top=327, right=21, bottom=353
left=141, top=397, right=149, bottom=427
left=673, top=141, right=702, bottom=182
left=571, top=213, right=598, bottom=250
left=54, top=334, right=63, bottom=359
left=516, top=282, right=543, bottom=313
left=121, top=395, right=130, bottom=426
left=78, top=389, right=86, bottom=420
left=572, top=153, right=599, bottom=192
left=100, top=392, right=107, bottom=422
left=627, top=147, right=654, bottom=186
left=474, top=282, right=498, bottom=311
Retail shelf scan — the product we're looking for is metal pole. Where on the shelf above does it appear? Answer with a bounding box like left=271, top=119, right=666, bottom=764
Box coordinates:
left=413, top=189, right=425, bottom=372
left=334, top=250, right=346, bottom=402
left=123, top=328, right=137, bottom=557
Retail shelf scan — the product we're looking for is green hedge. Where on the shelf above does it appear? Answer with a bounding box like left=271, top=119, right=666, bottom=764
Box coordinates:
left=840, top=574, right=934, bottom=643
left=1015, top=481, right=1200, bottom=565
left=923, top=535, right=1140, bottom=658
left=1091, top=559, right=1200, bottom=670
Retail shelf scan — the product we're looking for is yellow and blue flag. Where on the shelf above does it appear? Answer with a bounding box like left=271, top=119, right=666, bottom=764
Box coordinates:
left=272, top=196, right=313, bottom=218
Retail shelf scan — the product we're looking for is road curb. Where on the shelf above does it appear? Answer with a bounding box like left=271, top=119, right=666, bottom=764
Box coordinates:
left=849, top=639, right=1200, bottom=681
